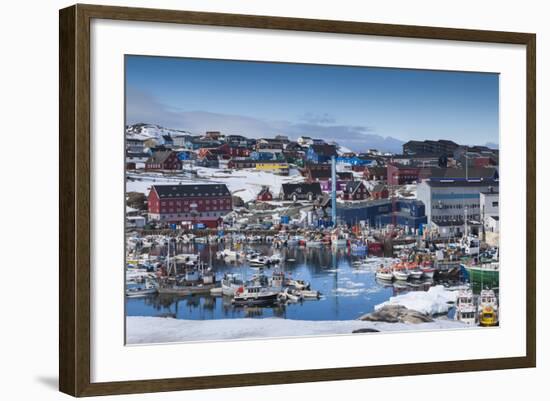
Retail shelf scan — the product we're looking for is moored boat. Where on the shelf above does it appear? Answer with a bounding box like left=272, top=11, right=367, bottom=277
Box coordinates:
left=454, top=289, right=476, bottom=325
left=464, top=261, right=499, bottom=284
left=375, top=265, right=393, bottom=281
left=392, top=269, right=410, bottom=281
left=232, top=286, right=279, bottom=306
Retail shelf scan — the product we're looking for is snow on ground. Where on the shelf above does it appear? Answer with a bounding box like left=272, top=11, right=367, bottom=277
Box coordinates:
left=126, top=316, right=467, bottom=344
left=127, top=167, right=305, bottom=203
left=374, top=285, right=458, bottom=315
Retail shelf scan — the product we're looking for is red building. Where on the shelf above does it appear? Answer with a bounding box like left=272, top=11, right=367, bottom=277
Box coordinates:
left=371, top=183, right=389, bottom=199
left=363, top=166, right=387, bottom=181
left=341, top=181, right=370, bottom=201
left=228, top=146, right=251, bottom=158
left=256, top=187, right=273, bottom=202
left=387, top=163, right=420, bottom=185
left=147, top=184, right=232, bottom=228
left=145, top=151, right=182, bottom=170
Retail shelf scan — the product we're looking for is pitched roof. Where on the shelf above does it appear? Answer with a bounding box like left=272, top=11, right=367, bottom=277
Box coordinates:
left=281, top=183, right=322, bottom=196
left=152, top=184, right=231, bottom=198
left=146, top=151, right=175, bottom=164
left=345, top=181, right=367, bottom=194
left=337, top=172, right=354, bottom=180
left=372, top=183, right=387, bottom=192
left=257, top=187, right=272, bottom=196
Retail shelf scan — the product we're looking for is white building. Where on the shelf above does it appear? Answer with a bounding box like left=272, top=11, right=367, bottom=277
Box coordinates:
left=480, top=190, right=499, bottom=233
left=417, top=179, right=499, bottom=236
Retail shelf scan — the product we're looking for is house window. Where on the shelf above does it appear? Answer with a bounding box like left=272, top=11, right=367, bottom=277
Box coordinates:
left=492, top=201, right=499, bottom=207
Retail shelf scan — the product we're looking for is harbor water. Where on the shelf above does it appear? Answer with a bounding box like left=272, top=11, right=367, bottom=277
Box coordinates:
left=126, top=243, right=462, bottom=321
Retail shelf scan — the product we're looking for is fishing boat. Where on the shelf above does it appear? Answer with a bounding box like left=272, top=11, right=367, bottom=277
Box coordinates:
left=268, top=270, right=286, bottom=290
left=125, top=281, right=158, bottom=297
left=375, top=266, right=393, bottom=281
left=463, top=261, right=499, bottom=284
left=218, top=249, right=242, bottom=262
left=478, top=289, right=499, bottom=326
left=454, top=289, right=477, bottom=325
left=392, top=269, right=410, bottom=281
left=286, top=278, right=310, bottom=290
left=479, top=305, right=499, bottom=326
left=248, top=256, right=272, bottom=266
left=409, top=269, right=424, bottom=280
left=461, top=235, right=480, bottom=256
left=299, top=289, right=321, bottom=299
left=232, top=286, right=280, bottom=306
left=269, top=253, right=283, bottom=264
left=221, top=273, right=245, bottom=296
left=420, top=261, right=436, bottom=279
left=280, top=287, right=303, bottom=302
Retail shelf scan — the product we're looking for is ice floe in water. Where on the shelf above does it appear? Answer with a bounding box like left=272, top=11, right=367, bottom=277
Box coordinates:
left=375, top=285, right=458, bottom=315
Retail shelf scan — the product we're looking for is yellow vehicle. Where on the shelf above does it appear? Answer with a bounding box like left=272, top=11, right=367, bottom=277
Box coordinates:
left=479, top=305, right=499, bottom=327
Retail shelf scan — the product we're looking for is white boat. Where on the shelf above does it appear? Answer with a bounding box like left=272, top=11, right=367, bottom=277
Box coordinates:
left=478, top=289, right=498, bottom=312
left=409, top=269, right=424, bottom=280
left=280, top=287, right=303, bottom=302
left=305, top=240, right=323, bottom=248
left=392, top=269, right=410, bottom=281
left=232, top=286, right=280, bottom=306
left=125, top=281, right=157, bottom=297
left=375, top=267, right=394, bottom=281
left=286, top=279, right=310, bottom=290
left=221, top=273, right=244, bottom=296
left=420, top=262, right=436, bottom=279
left=461, top=235, right=480, bottom=256
left=454, top=289, right=477, bottom=325
left=269, top=253, right=283, bottom=263
left=249, top=256, right=272, bottom=266
left=218, top=249, right=242, bottom=262
left=298, top=289, right=321, bottom=299
left=268, top=271, right=286, bottom=290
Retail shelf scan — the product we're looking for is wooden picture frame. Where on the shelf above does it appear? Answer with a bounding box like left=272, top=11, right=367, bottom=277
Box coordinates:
left=59, top=3, right=536, bottom=397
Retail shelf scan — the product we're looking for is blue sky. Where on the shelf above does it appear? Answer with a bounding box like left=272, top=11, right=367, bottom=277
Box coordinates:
left=125, top=55, right=499, bottom=152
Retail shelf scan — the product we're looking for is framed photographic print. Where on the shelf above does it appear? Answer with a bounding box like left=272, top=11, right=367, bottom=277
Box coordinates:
left=59, top=4, right=536, bottom=397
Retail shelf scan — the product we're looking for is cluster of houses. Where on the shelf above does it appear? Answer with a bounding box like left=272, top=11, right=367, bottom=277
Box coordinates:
left=126, top=128, right=499, bottom=238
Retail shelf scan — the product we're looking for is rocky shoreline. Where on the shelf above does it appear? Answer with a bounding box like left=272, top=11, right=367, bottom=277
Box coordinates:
left=358, top=305, right=434, bottom=324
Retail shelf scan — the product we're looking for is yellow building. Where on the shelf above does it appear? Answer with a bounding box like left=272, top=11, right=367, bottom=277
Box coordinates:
left=255, top=161, right=289, bottom=175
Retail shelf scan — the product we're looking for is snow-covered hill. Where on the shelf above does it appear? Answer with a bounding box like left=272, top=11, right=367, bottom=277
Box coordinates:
left=125, top=123, right=192, bottom=141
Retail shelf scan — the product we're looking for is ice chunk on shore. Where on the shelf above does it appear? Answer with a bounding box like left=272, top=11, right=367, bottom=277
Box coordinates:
left=126, top=316, right=466, bottom=344
left=374, top=285, right=458, bottom=315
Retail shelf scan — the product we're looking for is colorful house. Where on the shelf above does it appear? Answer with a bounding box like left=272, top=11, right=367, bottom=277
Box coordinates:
left=256, top=187, right=274, bottom=202
left=341, top=181, right=370, bottom=201
left=371, top=183, right=389, bottom=199
left=147, top=184, right=232, bottom=227
left=280, top=183, right=323, bottom=202
left=387, top=163, right=420, bottom=185
left=145, top=151, right=182, bottom=170
left=363, top=166, right=387, bottom=181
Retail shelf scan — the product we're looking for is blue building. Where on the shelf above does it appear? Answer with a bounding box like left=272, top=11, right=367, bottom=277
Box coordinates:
left=335, top=199, right=427, bottom=229
left=336, top=156, right=375, bottom=167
